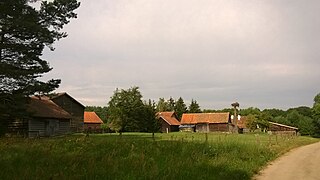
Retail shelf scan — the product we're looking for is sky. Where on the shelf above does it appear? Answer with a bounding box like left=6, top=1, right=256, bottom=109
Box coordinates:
left=42, top=0, right=320, bottom=110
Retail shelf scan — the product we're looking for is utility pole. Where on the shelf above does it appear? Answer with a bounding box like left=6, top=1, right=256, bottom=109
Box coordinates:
left=231, top=102, right=239, bottom=133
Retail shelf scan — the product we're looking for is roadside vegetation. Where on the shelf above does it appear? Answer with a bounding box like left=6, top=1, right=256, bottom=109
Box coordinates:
left=0, top=133, right=318, bottom=180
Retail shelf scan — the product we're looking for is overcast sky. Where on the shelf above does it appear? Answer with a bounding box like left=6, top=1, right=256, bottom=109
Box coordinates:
left=42, top=0, right=320, bottom=110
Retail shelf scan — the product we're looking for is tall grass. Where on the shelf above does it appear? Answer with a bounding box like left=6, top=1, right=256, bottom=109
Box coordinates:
left=0, top=133, right=318, bottom=180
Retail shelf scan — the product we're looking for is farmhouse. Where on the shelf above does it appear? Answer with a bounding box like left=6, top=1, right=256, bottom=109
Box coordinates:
left=180, top=113, right=233, bottom=132
left=84, top=111, right=104, bottom=132
left=157, top=112, right=181, bottom=133
left=50, top=92, right=85, bottom=132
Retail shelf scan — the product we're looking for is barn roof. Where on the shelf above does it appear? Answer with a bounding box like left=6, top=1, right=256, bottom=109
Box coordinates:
left=237, top=116, right=247, bottom=129
left=158, top=112, right=181, bottom=126
left=269, top=122, right=298, bottom=130
left=84, top=112, right=104, bottom=124
left=28, top=96, right=71, bottom=119
left=50, top=92, right=85, bottom=108
left=181, top=113, right=230, bottom=124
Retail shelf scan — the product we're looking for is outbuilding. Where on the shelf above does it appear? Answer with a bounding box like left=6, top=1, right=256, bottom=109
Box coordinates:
left=84, top=111, right=104, bottom=132
left=180, top=113, right=233, bottom=132
left=157, top=112, right=181, bottom=133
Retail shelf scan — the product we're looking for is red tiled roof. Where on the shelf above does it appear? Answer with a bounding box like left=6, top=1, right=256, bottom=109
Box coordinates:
left=158, top=112, right=181, bottom=126
left=181, top=113, right=230, bottom=124
left=28, top=96, right=71, bottom=119
left=84, top=112, right=103, bottom=124
left=237, top=116, right=247, bottom=129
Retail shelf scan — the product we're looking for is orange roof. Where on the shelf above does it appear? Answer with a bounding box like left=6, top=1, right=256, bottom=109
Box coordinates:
left=158, top=112, right=181, bottom=126
left=237, top=116, right=247, bottom=129
left=181, top=113, right=230, bottom=124
left=28, top=96, right=71, bottom=119
left=84, top=112, right=104, bottom=124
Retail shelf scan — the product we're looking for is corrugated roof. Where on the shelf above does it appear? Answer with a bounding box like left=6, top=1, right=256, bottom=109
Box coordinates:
left=28, top=96, right=71, bottom=119
left=269, top=122, right=298, bottom=130
left=158, top=112, right=181, bottom=126
left=181, top=113, right=230, bottom=124
left=84, top=112, right=104, bottom=124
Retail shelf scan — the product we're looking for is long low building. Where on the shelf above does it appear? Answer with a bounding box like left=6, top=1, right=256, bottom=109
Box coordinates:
left=180, top=113, right=234, bottom=132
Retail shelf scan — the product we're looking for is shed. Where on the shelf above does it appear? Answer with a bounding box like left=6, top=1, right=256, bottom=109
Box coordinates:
left=84, top=111, right=104, bottom=132
left=50, top=92, right=85, bottom=132
left=27, top=96, right=71, bottom=137
left=180, top=113, right=232, bottom=132
left=157, top=112, right=181, bottom=133
left=269, top=122, right=298, bottom=135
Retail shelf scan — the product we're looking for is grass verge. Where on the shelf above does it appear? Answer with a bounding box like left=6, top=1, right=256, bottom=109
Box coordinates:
left=0, top=133, right=318, bottom=180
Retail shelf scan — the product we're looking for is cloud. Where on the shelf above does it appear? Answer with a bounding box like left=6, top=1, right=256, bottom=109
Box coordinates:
left=42, top=0, right=320, bottom=109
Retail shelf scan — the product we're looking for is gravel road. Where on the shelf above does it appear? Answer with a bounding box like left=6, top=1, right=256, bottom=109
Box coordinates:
left=254, top=141, right=320, bottom=180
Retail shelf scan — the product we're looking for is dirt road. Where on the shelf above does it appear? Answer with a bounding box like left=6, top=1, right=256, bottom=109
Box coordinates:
left=254, top=141, right=320, bottom=180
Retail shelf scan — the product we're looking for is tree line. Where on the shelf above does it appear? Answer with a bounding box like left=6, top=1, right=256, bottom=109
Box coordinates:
left=86, top=87, right=320, bottom=136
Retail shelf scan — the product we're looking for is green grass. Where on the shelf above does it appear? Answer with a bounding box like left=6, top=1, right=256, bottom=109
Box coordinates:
left=0, top=133, right=318, bottom=180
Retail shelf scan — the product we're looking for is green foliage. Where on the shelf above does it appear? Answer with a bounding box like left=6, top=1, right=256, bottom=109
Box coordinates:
left=156, top=98, right=169, bottom=112
left=240, top=107, right=261, bottom=116
left=287, top=106, right=312, bottom=118
left=167, top=97, right=175, bottom=111
left=312, top=94, right=320, bottom=135
left=174, top=97, right=187, bottom=120
left=107, top=87, right=158, bottom=133
left=245, top=114, right=258, bottom=131
left=257, top=112, right=271, bottom=131
left=262, top=108, right=286, bottom=118
left=0, top=0, right=80, bottom=135
left=188, top=99, right=201, bottom=113
left=314, top=93, right=320, bottom=106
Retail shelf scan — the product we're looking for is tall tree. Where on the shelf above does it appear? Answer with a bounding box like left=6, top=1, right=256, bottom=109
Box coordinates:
left=0, top=0, right=80, bottom=135
left=188, top=99, right=201, bottom=113
left=174, top=97, right=187, bottom=120
left=312, top=93, right=320, bottom=135
left=156, top=98, right=169, bottom=112
left=167, top=97, right=175, bottom=111
left=107, top=87, right=157, bottom=133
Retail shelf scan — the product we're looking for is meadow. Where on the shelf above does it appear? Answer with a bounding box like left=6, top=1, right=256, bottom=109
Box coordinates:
left=0, top=132, right=318, bottom=180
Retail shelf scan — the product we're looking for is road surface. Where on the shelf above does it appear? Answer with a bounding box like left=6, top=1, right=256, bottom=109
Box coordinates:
left=254, top=141, right=320, bottom=180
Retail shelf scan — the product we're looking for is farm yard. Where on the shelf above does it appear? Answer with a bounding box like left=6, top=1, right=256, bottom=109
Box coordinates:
left=0, top=133, right=318, bottom=180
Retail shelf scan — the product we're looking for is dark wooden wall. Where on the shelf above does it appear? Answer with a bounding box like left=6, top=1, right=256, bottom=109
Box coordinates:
left=52, top=95, right=84, bottom=132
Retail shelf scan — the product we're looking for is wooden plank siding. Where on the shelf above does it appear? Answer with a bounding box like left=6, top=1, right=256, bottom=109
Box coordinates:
left=51, top=93, right=84, bottom=132
left=28, top=118, right=70, bottom=137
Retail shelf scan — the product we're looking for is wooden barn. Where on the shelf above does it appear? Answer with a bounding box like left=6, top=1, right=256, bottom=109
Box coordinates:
left=50, top=92, right=85, bottom=132
left=269, top=122, right=298, bottom=135
left=7, top=96, right=72, bottom=137
left=157, top=112, right=181, bottom=133
left=180, top=113, right=233, bottom=132
left=84, top=111, right=104, bottom=132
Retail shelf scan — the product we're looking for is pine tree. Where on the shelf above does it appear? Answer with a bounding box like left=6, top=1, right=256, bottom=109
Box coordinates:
left=0, top=0, right=80, bottom=136
left=188, top=99, right=201, bottom=113
left=174, top=97, right=187, bottom=120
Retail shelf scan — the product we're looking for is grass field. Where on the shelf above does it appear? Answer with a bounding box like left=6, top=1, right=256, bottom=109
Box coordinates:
left=0, top=132, right=318, bottom=180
